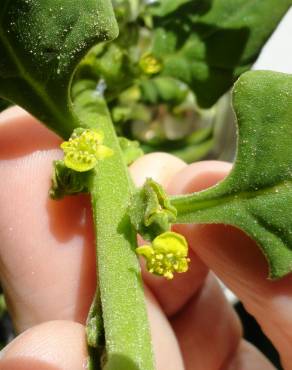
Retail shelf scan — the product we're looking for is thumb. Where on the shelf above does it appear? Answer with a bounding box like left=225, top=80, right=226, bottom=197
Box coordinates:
left=168, top=161, right=292, bottom=369
left=0, top=321, right=88, bottom=370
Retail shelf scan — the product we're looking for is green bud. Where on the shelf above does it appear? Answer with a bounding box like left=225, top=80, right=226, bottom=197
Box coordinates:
left=118, top=137, right=144, bottom=165
left=129, top=178, right=177, bottom=240
left=49, top=160, right=91, bottom=200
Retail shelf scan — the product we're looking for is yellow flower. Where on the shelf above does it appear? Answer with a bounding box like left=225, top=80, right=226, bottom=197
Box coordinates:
left=61, top=128, right=113, bottom=172
left=139, top=53, right=162, bottom=75
left=136, top=231, right=190, bottom=279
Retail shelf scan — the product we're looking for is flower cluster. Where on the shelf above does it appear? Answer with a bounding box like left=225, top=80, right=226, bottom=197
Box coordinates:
left=136, top=231, right=190, bottom=280
left=61, top=128, right=113, bottom=172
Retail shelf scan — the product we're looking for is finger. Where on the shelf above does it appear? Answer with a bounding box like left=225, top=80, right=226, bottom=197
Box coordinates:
left=130, top=154, right=210, bottom=317
left=0, top=107, right=96, bottom=332
left=170, top=161, right=292, bottom=368
left=145, top=286, right=184, bottom=370
left=131, top=156, right=245, bottom=369
left=0, top=321, right=88, bottom=370
left=0, top=289, right=184, bottom=370
left=172, top=273, right=242, bottom=370
left=225, top=340, right=275, bottom=370
left=130, top=152, right=187, bottom=188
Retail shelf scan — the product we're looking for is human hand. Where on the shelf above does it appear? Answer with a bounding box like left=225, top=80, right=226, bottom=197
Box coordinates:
left=0, top=107, right=290, bottom=370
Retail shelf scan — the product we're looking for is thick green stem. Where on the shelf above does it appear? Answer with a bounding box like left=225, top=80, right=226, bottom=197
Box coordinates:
left=73, top=83, right=155, bottom=370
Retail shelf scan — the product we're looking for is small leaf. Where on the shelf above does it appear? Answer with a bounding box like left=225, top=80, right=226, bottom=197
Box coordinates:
left=172, top=71, right=292, bottom=279
left=0, top=0, right=118, bottom=138
left=86, top=290, right=104, bottom=350
left=139, top=76, right=188, bottom=105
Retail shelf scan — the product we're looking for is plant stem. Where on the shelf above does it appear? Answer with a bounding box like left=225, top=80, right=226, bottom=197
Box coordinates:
left=73, top=82, right=155, bottom=370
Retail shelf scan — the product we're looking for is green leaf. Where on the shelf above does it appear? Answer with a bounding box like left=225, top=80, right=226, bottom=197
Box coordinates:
left=148, top=0, right=292, bottom=107
left=0, top=0, right=118, bottom=138
left=139, top=76, right=188, bottom=105
left=86, top=290, right=104, bottom=350
left=172, top=71, right=292, bottom=279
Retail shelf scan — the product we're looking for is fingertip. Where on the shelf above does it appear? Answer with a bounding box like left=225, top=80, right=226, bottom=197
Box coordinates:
left=0, top=109, right=96, bottom=330
left=225, top=340, right=276, bottom=370
left=166, top=160, right=232, bottom=195
left=129, top=152, right=186, bottom=187
left=144, top=286, right=184, bottom=370
left=172, top=274, right=242, bottom=370
left=0, top=106, right=61, bottom=160
left=0, top=106, right=27, bottom=123
left=0, top=321, right=88, bottom=370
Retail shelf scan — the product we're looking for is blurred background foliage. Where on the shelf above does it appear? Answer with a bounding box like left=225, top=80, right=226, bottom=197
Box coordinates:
left=0, top=0, right=233, bottom=164
left=72, top=0, right=235, bottom=164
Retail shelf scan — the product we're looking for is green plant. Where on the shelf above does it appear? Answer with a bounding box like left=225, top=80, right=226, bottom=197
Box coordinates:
left=0, top=1, right=292, bottom=369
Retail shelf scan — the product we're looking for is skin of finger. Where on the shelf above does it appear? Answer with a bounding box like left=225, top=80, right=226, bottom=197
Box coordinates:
left=130, top=155, right=209, bottom=317
left=129, top=152, right=186, bottom=189
left=0, top=321, right=89, bottom=370
left=145, top=286, right=184, bottom=370
left=0, top=107, right=96, bottom=331
left=225, top=340, right=276, bottom=370
left=0, top=289, right=184, bottom=370
left=171, top=271, right=242, bottom=370
left=169, top=162, right=292, bottom=368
